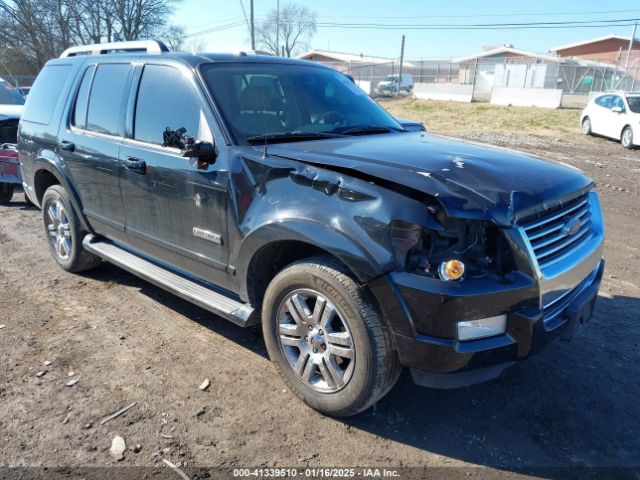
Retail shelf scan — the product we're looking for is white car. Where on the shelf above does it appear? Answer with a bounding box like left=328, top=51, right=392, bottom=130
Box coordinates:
left=580, top=92, right=640, bottom=149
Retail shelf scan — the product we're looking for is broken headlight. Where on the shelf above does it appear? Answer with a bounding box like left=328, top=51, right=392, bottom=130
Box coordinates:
left=390, top=217, right=513, bottom=281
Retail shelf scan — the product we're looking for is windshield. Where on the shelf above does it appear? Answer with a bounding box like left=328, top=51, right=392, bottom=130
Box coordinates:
left=0, top=81, right=25, bottom=105
left=201, top=63, right=402, bottom=145
left=627, top=95, right=640, bottom=114
left=382, top=75, right=397, bottom=82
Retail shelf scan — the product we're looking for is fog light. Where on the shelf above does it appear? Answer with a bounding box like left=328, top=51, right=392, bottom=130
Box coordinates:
left=438, top=259, right=465, bottom=281
left=457, top=314, right=507, bottom=341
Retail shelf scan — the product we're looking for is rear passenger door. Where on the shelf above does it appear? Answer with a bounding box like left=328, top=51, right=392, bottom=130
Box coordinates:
left=60, top=62, right=132, bottom=241
left=119, top=62, right=230, bottom=285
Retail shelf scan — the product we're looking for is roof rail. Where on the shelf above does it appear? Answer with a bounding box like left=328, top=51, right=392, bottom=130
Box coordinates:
left=60, top=40, right=169, bottom=58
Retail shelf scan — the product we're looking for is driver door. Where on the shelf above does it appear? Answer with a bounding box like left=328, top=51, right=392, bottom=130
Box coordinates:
left=119, top=62, right=230, bottom=285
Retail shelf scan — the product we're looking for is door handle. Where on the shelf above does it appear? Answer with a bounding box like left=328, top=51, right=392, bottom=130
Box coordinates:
left=124, top=157, right=146, bottom=174
left=59, top=140, right=75, bottom=152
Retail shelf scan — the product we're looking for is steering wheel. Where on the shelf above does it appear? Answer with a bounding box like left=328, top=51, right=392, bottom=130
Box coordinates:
left=319, top=110, right=346, bottom=126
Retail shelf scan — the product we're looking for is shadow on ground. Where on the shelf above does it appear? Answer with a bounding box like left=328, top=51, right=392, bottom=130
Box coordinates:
left=82, top=263, right=639, bottom=472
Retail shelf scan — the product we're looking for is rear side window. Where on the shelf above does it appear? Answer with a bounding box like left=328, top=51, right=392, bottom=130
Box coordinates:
left=22, top=64, right=72, bottom=125
left=133, top=64, right=204, bottom=149
left=86, top=64, right=131, bottom=136
left=595, top=95, right=612, bottom=108
left=72, top=65, right=96, bottom=130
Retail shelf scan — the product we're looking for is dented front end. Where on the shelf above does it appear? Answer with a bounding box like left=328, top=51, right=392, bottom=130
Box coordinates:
left=228, top=132, right=604, bottom=389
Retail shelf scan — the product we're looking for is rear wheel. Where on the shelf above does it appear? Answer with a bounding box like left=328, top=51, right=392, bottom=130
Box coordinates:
left=41, top=185, right=102, bottom=272
left=0, top=183, right=14, bottom=204
left=262, top=256, right=401, bottom=417
left=621, top=126, right=634, bottom=149
left=581, top=117, right=591, bottom=135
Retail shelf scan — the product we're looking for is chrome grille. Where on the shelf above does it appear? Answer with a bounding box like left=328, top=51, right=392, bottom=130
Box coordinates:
left=520, top=194, right=593, bottom=270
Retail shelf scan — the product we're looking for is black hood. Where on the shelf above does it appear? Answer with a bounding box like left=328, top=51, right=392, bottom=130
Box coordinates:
left=267, top=132, right=593, bottom=226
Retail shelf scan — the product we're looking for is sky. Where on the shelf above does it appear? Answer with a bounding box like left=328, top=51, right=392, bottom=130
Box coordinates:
left=172, top=0, right=640, bottom=60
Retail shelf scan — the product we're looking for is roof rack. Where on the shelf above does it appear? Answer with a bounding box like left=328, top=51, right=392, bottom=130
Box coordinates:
left=60, top=40, right=169, bottom=58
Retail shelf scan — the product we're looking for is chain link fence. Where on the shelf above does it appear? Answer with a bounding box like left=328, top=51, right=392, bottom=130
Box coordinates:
left=315, top=53, right=640, bottom=106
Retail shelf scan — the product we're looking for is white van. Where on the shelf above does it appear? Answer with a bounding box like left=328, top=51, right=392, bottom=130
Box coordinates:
left=375, top=73, right=413, bottom=96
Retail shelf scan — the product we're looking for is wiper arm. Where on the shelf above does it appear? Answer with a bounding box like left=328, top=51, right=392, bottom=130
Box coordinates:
left=337, top=125, right=404, bottom=136
left=246, top=131, right=338, bottom=144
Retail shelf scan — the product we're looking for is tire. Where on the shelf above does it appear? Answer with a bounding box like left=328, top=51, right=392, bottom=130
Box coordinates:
left=0, top=183, right=14, bottom=204
left=581, top=117, right=591, bottom=136
left=262, top=256, right=401, bottom=417
left=621, top=126, right=634, bottom=149
left=41, top=185, right=102, bottom=272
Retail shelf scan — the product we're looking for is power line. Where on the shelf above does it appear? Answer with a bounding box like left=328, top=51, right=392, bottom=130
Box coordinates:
left=315, top=9, right=640, bottom=20
left=313, top=17, right=640, bottom=31
left=183, top=21, right=247, bottom=38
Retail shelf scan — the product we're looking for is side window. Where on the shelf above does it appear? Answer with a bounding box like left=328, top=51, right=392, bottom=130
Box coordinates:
left=611, top=96, right=625, bottom=111
left=72, top=65, right=95, bottom=130
left=134, top=64, right=204, bottom=149
left=86, top=63, right=131, bottom=136
left=21, top=64, right=72, bottom=125
left=595, top=95, right=611, bottom=108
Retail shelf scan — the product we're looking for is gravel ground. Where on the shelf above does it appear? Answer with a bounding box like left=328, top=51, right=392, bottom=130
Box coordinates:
left=0, top=131, right=639, bottom=479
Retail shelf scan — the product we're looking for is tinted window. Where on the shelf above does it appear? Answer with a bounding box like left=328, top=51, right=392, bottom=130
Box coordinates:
left=72, top=66, right=95, bottom=130
left=595, top=95, right=612, bottom=108
left=134, top=64, right=203, bottom=149
left=201, top=63, right=401, bottom=145
left=22, top=64, right=71, bottom=124
left=627, top=96, right=640, bottom=113
left=86, top=64, right=131, bottom=136
left=611, top=95, right=625, bottom=111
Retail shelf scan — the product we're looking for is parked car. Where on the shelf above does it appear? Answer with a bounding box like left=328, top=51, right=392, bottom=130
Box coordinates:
left=0, top=79, right=25, bottom=203
left=581, top=91, right=640, bottom=148
left=0, top=78, right=23, bottom=144
left=0, top=144, right=21, bottom=204
left=19, top=41, right=604, bottom=417
left=375, top=73, right=413, bottom=96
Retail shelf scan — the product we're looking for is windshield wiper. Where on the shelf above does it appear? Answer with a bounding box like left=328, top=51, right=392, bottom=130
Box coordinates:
left=246, top=131, right=338, bottom=144
left=337, top=125, right=405, bottom=136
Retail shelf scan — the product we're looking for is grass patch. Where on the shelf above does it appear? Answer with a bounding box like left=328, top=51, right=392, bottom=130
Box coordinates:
left=378, top=98, right=581, bottom=138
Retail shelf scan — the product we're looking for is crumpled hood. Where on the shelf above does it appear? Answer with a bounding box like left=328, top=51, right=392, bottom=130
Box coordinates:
left=268, top=132, right=593, bottom=226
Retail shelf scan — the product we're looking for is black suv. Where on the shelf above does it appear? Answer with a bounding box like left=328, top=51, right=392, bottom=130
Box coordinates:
left=19, top=41, right=605, bottom=416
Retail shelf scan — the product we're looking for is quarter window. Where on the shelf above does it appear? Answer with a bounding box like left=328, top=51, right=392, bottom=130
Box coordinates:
left=86, top=63, right=131, bottom=136
left=21, top=65, right=71, bottom=125
left=72, top=65, right=95, bottom=130
left=133, top=64, right=204, bottom=149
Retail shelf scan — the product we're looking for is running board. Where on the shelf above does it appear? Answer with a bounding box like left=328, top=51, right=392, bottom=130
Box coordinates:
left=82, top=235, right=256, bottom=327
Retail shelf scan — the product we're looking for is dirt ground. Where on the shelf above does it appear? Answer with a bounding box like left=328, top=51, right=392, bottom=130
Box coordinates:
left=1, top=103, right=639, bottom=479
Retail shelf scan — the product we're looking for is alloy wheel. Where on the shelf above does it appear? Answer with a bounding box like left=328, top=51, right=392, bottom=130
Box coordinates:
left=622, top=128, right=632, bottom=147
left=46, top=200, right=73, bottom=261
left=276, top=289, right=355, bottom=393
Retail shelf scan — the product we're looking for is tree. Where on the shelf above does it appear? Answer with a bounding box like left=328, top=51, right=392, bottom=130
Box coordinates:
left=0, top=0, right=179, bottom=74
left=256, top=3, right=317, bottom=57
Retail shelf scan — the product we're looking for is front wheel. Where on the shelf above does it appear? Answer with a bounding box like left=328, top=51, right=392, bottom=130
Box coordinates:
left=262, top=257, right=401, bottom=417
left=0, top=183, right=14, bottom=204
left=581, top=117, right=591, bottom=135
left=621, top=126, right=634, bottom=149
left=41, top=185, right=102, bottom=272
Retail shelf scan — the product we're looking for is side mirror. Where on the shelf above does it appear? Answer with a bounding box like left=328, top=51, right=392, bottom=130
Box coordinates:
left=612, top=106, right=623, bottom=113
left=181, top=137, right=216, bottom=164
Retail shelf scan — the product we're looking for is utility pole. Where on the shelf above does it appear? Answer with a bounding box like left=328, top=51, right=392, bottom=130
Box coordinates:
left=397, top=35, right=405, bottom=95
left=250, top=0, right=255, bottom=50
left=276, top=0, right=280, bottom=56
left=624, top=22, right=637, bottom=71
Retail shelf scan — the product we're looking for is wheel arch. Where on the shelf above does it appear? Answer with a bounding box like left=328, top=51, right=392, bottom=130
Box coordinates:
left=32, top=156, right=92, bottom=232
left=237, top=220, right=387, bottom=306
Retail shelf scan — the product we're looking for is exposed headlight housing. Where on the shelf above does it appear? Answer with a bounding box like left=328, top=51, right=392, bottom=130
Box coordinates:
left=457, top=314, right=507, bottom=341
left=438, top=259, right=465, bottom=281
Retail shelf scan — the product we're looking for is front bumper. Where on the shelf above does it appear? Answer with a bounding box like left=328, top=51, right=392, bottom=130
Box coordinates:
left=368, top=192, right=605, bottom=389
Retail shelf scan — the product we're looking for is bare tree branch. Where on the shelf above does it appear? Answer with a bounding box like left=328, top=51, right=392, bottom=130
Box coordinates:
left=256, top=3, right=316, bottom=57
